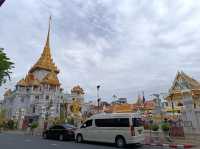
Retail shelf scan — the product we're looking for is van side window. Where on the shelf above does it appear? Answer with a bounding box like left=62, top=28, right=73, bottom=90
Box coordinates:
left=95, top=118, right=129, bottom=127
left=85, top=119, right=93, bottom=127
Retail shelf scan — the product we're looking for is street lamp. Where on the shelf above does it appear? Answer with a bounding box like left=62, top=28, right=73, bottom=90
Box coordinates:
left=97, top=85, right=101, bottom=113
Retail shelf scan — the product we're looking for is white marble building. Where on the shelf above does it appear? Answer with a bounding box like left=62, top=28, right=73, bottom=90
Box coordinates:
left=3, top=18, right=63, bottom=121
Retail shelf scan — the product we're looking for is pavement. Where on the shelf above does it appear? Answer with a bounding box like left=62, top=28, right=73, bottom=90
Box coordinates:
left=0, top=132, right=159, bottom=149
left=143, top=130, right=199, bottom=148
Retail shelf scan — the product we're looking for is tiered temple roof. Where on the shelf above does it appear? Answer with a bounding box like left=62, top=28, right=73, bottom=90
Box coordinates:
left=41, top=70, right=60, bottom=86
left=17, top=17, right=60, bottom=87
left=166, top=71, right=200, bottom=101
left=17, top=73, right=40, bottom=86
left=71, top=85, right=84, bottom=95
left=29, top=16, right=59, bottom=74
left=4, top=89, right=12, bottom=96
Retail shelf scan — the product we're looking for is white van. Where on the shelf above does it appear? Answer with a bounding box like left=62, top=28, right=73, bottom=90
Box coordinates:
left=75, top=113, right=144, bottom=148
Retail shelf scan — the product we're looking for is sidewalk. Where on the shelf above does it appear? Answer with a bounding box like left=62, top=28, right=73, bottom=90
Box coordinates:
left=3, top=130, right=25, bottom=135
left=173, top=137, right=200, bottom=148
left=2, top=130, right=42, bottom=136
left=144, top=130, right=198, bottom=148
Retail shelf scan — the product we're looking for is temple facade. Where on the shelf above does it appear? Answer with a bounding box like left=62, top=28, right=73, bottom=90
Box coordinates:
left=165, top=71, right=200, bottom=134
left=3, top=18, right=63, bottom=120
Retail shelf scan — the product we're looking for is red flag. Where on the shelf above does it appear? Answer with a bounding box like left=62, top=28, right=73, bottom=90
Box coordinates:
left=0, top=0, right=5, bottom=7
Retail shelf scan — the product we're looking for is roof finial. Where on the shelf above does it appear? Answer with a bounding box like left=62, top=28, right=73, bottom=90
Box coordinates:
left=46, top=15, right=51, bottom=48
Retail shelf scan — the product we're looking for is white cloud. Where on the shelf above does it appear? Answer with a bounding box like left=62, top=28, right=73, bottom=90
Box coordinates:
left=1, top=0, right=200, bottom=101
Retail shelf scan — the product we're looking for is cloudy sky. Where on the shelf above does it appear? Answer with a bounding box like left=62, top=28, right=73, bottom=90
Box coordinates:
left=1, top=0, right=200, bottom=102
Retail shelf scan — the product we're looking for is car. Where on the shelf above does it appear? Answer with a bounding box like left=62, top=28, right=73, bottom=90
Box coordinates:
left=75, top=113, right=144, bottom=148
left=42, top=124, right=76, bottom=141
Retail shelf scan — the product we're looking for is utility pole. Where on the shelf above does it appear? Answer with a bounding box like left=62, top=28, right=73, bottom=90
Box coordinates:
left=97, top=85, right=101, bottom=113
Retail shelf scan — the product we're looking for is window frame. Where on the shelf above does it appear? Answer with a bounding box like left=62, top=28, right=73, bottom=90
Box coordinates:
left=95, top=118, right=130, bottom=127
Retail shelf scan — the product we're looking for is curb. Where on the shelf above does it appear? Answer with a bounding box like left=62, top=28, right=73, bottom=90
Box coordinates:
left=144, top=143, right=194, bottom=148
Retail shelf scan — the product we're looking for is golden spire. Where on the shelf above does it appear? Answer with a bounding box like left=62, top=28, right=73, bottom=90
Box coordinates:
left=29, top=16, right=59, bottom=73
left=45, top=15, right=51, bottom=51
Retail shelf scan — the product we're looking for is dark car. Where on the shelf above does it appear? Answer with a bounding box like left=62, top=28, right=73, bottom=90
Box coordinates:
left=42, top=124, right=76, bottom=141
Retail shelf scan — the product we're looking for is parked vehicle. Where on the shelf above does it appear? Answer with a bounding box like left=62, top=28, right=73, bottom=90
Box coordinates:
left=42, top=124, right=76, bottom=141
left=75, top=113, right=144, bottom=148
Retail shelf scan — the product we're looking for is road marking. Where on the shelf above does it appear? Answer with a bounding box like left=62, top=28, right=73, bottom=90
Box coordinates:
left=51, top=143, right=57, bottom=146
left=25, top=139, right=31, bottom=142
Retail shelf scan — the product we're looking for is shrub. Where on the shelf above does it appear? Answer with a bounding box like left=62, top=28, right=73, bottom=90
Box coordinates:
left=161, top=123, right=170, bottom=132
left=30, top=122, right=38, bottom=130
left=7, top=120, right=15, bottom=130
left=151, top=124, right=159, bottom=131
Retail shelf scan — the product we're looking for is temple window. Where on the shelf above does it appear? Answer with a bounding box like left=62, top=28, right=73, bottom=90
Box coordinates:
left=194, top=102, right=197, bottom=109
left=177, top=102, right=183, bottom=106
left=33, top=86, right=38, bottom=91
left=21, top=97, right=24, bottom=103
left=46, top=95, right=49, bottom=100
left=35, top=95, right=39, bottom=99
left=26, top=88, right=30, bottom=92
left=32, top=106, right=35, bottom=113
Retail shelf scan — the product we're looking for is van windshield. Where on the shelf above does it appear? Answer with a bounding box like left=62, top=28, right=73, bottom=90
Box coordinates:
left=132, top=118, right=143, bottom=127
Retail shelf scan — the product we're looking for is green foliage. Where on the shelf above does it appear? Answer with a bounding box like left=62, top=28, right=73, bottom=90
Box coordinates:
left=151, top=124, right=159, bottom=131
left=30, top=122, right=38, bottom=130
left=0, top=48, right=14, bottom=86
left=7, top=120, right=15, bottom=130
left=161, top=123, right=170, bottom=132
left=0, top=109, right=6, bottom=127
left=66, top=117, right=74, bottom=125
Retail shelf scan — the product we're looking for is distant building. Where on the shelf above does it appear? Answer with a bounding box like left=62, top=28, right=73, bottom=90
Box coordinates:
left=111, top=97, right=127, bottom=105
left=165, top=71, right=200, bottom=134
left=2, top=18, right=88, bottom=126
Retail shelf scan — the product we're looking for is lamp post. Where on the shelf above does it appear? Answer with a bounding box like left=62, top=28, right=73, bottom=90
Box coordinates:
left=97, top=85, right=101, bottom=113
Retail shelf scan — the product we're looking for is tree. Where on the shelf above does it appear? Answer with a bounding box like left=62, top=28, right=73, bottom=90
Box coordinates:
left=0, top=109, right=6, bottom=129
left=0, top=48, right=14, bottom=86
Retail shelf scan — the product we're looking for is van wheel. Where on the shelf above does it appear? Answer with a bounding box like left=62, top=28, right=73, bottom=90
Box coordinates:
left=59, top=134, right=64, bottom=141
left=76, top=134, right=83, bottom=143
left=115, top=136, right=126, bottom=148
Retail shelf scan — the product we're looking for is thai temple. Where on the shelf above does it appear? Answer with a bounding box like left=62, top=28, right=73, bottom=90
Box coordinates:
left=2, top=18, right=85, bottom=123
left=165, top=71, right=200, bottom=134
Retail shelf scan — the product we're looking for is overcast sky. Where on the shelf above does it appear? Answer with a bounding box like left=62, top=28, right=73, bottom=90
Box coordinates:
left=1, top=0, right=200, bottom=102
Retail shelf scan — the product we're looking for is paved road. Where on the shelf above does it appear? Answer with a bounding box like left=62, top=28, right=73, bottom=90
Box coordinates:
left=0, top=132, right=162, bottom=149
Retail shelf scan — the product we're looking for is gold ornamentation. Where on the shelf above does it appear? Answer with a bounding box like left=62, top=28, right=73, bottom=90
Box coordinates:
left=29, top=16, right=59, bottom=73
left=4, top=89, right=12, bottom=96
left=17, top=73, right=40, bottom=86
left=41, top=70, right=60, bottom=86
left=71, top=85, right=84, bottom=95
left=71, top=99, right=81, bottom=114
